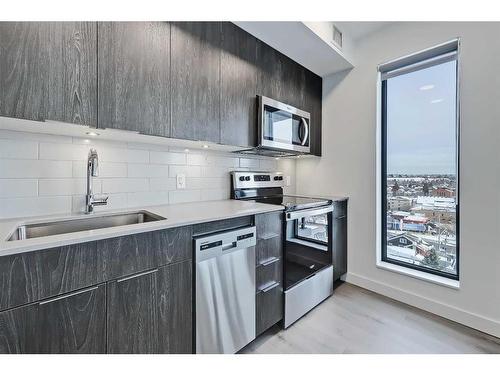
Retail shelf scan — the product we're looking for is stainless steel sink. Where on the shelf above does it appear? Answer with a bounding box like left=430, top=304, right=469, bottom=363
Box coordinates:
left=7, top=211, right=166, bottom=241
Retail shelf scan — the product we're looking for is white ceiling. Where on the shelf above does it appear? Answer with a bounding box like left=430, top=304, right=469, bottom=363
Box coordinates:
left=334, top=22, right=392, bottom=42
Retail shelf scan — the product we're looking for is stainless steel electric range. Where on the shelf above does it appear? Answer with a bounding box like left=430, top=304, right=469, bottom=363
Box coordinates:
left=231, top=171, right=334, bottom=328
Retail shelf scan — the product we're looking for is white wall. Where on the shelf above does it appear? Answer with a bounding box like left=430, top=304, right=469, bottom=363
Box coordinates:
left=296, top=22, right=500, bottom=336
left=0, top=127, right=296, bottom=219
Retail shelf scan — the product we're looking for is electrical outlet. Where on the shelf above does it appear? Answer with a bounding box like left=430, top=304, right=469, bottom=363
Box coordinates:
left=176, top=174, right=186, bottom=189
left=285, top=176, right=291, bottom=187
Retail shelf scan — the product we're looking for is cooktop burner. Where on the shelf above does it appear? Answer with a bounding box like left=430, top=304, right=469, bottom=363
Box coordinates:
left=250, top=195, right=331, bottom=211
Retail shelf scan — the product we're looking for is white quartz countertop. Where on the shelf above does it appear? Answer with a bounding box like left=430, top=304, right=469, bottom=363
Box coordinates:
left=0, top=200, right=283, bottom=257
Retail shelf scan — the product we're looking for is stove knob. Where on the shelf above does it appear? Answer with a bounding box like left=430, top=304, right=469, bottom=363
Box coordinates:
left=278, top=176, right=283, bottom=180
left=239, top=176, right=245, bottom=181
left=245, top=176, right=251, bottom=181
left=273, top=176, right=279, bottom=181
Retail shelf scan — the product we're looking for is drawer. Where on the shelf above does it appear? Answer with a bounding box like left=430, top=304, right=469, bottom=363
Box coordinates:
left=256, top=258, right=282, bottom=291
left=255, top=211, right=283, bottom=240
left=256, top=235, right=282, bottom=265
left=193, top=216, right=253, bottom=236
left=256, top=282, right=283, bottom=336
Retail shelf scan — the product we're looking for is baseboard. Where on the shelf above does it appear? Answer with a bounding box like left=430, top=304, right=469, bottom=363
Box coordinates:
left=345, top=272, right=500, bottom=338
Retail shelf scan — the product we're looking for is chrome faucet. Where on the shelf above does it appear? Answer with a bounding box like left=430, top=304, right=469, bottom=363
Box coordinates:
left=86, top=149, right=108, bottom=213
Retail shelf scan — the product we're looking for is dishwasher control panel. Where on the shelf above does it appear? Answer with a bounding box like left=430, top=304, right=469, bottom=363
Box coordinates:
left=194, top=226, right=256, bottom=262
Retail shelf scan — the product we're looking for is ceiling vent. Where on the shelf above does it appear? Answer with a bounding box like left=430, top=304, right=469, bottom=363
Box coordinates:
left=332, top=25, right=343, bottom=49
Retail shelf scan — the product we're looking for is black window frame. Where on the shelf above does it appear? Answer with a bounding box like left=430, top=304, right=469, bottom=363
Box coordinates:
left=379, top=41, right=460, bottom=281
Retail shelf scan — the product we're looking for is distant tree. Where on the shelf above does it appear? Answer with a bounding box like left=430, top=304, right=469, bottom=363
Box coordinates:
left=421, top=248, right=440, bottom=269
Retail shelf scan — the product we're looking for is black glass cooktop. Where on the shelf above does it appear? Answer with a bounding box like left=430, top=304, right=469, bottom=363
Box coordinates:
left=250, top=195, right=331, bottom=211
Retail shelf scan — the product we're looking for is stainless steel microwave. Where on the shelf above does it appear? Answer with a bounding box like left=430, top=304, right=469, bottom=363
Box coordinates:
left=258, top=96, right=310, bottom=154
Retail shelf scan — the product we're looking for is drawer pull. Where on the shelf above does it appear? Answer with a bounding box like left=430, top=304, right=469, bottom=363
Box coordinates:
left=117, top=268, right=158, bottom=283
left=260, top=281, right=280, bottom=293
left=259, top=257, right=280, bottom=267
left=39, top=286, right=99, bottom=305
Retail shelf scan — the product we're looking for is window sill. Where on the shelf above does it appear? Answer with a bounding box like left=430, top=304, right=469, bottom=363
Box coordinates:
left=376, top=261, right=460, bottom=289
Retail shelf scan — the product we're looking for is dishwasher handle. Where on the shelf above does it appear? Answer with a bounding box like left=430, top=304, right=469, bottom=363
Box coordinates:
left=222, top=241, right=237, bottom=251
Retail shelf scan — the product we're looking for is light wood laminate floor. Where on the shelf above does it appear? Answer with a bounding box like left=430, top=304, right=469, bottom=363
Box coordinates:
left=241, top=283, right=500, bottom=354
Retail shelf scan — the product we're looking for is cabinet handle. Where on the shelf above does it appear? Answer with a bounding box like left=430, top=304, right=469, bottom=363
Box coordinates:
left=260, top=281, right=280, bottom=293
left=39, top=286, right=99, bottom=305
left=117, top=268, right=158, bottom=283
left=259, top=257, right=279, bottom=267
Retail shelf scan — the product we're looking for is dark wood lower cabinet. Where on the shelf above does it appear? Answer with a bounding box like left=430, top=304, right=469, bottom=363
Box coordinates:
left=256, top=283, right=283, bottom=336
left=0, top=285, right=106, bottom=354
left=106, top=260, right=192, bottom=354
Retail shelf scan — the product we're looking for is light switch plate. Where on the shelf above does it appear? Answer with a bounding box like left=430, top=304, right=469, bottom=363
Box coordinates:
left=285, top=176, right=291, bottom=187
left=176, top=174, right=186, bottom=189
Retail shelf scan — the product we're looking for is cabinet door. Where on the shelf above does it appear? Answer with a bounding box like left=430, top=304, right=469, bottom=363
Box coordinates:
left=106, top=261, right=192, bottom=354
left=0, top=22, right=97, bottom=125
left=220, top=22, right=258, bottom=147
left=106, top=269, right=158, bottom=354
left=0, top=285, right=106, bottom=354
left=304, top=70, right=322, bottom=156
left=157, top=260, right=192, bottom=354
left=97, top=22, right=170, bottom=136
left=171, top=22, right=221, bottom=143
left=256, top=40, right=285, bottom=102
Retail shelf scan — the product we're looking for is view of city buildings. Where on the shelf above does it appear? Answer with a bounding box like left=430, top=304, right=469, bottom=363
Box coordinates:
left=385, top=174, right=457, bottom=276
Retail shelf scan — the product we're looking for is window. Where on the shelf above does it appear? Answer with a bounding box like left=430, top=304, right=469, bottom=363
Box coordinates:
left=379, top=40, right=460, bottom=280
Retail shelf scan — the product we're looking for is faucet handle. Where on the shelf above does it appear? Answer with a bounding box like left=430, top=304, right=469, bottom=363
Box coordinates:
left=92, top=195, right=109, bottom=206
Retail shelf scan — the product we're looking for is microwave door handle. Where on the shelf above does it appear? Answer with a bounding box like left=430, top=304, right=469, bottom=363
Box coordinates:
left=300, top=118, right=309, bottom=146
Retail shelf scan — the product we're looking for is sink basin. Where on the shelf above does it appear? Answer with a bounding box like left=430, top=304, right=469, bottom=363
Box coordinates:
left=7, top=211, right=166, bottom=241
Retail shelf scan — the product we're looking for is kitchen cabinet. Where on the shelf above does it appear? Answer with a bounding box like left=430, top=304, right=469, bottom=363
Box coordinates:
left=97, top=22, right=171, bottom=136
left=0, top=285, right=106, bottom=354
left=255, top=212, right=284, bottom=335
left=256, top=40, right=286, bottom=102
left=107, top=260, right=192, bottom=354
left=304, top=70, right=323, bottom=156
left=171, top=22, right=221, bottom=143
left=220, top=22, right=259, bottom=147
left=332, top=200, right=348, bottom=281
left=0, top=22, right=97, bottom=125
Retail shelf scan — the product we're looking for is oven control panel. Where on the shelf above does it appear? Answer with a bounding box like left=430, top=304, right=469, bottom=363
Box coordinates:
left=232, top=171, right=284, bottom=189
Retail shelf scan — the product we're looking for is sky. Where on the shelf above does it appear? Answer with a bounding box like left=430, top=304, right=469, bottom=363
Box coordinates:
left=386, top=60, right=457, bottom=175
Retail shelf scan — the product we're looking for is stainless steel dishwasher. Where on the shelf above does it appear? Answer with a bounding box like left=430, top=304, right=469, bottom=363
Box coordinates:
left=195, top=226, right=256, bottom=354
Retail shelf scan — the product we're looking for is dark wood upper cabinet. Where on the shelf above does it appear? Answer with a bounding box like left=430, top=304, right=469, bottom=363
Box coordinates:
left=97, top=22, right=170, bottom=136
left=106, top=261, right=192, bottom=354
left=0, top=22, right=97, bottom=125
left=171, top=22, right=221, bottom=143
left=304, top=70, right=323, bottom=156
left=220, top=23, right=258, bottom=148
left=256, top=40, right=285, bottom=101
left=0, top=285, right=106, bottom=354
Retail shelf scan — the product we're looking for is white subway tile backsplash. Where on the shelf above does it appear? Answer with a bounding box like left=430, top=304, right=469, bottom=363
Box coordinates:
left=0, top=139, right=38, bottom=159
left=201, top=189, right=230, bottom=201
left=0, top=196, right=72, bottom=219
left=0, top=179, right=38, bottom=198
left=102, top=178, right=149, bottom=193
left=186, top=153, right=207, bottom=166
left=39, top=142, right=89, bottom=161
left=0, top=130, right=295, bottom=219
left=169, top=190, right=201, bottom=204
left=150, top=151, right=186, bottom=165
left=39, top=178, right=94, bottom=196
left=150, top=177, right=176, bottom=191
left=127, top=191, right=169, bottom=208
left=128, top=163, right=169, bottom=178
left=239, top=158, right=260, bottom=169
left=186, top=177, right=226, bottom=190
left=169, top=165, right=201, bottom=178
left=0, top=160, right=72, bottom=178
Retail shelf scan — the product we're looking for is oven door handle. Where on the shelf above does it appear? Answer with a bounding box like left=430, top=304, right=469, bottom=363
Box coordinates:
left=286, top=205, right=333, bottom=221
